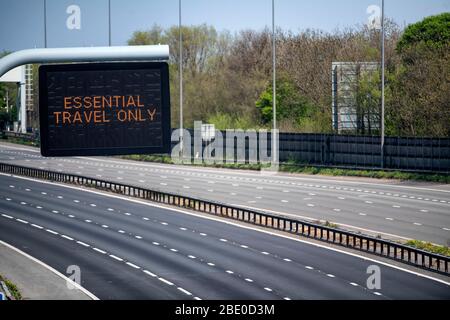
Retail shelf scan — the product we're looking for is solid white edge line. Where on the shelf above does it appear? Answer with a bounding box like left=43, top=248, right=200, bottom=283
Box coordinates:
left=0, top=239, right=98, bottom=300
left=3, top=172, right=449, bottom=287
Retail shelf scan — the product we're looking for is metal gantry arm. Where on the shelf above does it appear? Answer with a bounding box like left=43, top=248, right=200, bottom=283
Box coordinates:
left=0, top=45, right=169, bottom=77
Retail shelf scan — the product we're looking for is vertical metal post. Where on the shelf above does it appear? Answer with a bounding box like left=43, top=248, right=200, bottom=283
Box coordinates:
left=44, top=0, right=47, bottom=48
left=179, top=0, right=184, bottom=156
left=272, top=0, right=277, bottom=164
left=380, top=0, right=385, bottom=167
left=108, top=0, right=112, bottom=46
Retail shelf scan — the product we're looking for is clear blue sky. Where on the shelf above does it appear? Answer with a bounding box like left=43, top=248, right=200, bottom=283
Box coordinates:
left=0, top=0, right=449, bottom=51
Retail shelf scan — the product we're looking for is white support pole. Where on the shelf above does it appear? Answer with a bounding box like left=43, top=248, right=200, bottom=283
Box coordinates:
left=179, top=0, right=184, bottom=156
left=380, top=0, right=385, bottom=167
left=272, top=0, right=278, bottom=165
left=20, top=66, right=26, bottom=133
left=0, top=45, right=169, bottom=78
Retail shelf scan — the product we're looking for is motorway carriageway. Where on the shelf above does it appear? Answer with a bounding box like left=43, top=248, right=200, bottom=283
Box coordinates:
left=0, top=173, right=449, bottom=299
left=0, top=142, right=449, bottom=245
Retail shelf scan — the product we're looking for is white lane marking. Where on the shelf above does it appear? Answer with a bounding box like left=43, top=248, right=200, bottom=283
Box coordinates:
left=240, top=245, right=248, bottom=249
left=350, top=282, right=358, bottom=286
left=20, top=201, right=27, bottom=205
left=281, top=200, right=289, bottom=203
left=443, top=228, right=450, bottom=231
left=93, top=247, right=106, bottom=254
left=85, top=219, right=92, bottom=223
left=61, top=235, right=74, bottom=241
left=393, top=205, right=401, bottom=208
left=188, top=255, right=196, bottom=259
left=307, top=204, right=315, bottom=207
left=327, top=274, right=335, bottom=278
left=36, top=206, right=42, bottom=209
left=170, top=248, right=178, bottom=252
left=245, top=278, right=253, bottom=282
left=124, top=212, right=131, bottom=216
left=420, top=209, right=429, bottom=213
left=135, top=235, right=143, bottom=239
left=126, top=262, right=141, bottom=269
left=25, top=188, right=31, bottom=192
left=90, top=203, right=96, bottom=207
left=219, top=238, right=228, bottom=242
left=143, top=270, right=157, bottom=277
left=9, top=185, right=15, bottom=188
left=226, top=270, right=234, bottom=274
left=413, top=222, right=422, bottom=226
left=365, top=201, right=373, bottom=204
left=5, top=198, right=11, bottom=201
left=207, top=262, right=215, bottom=267
left=57, top=195, right=63, bottom=199
left=179, top=227, right=187, bottom=231
left=283, top=258, right=292, bottom=262
left=107, top=208, right=114, bottom=211
left=305, top=266, right=314, bottom=270
left=261, top=251, right=269, bottom=255
left=333, top=208, right=341, bottom=212
left=76, top=241, right=90, bottom=247
left=1, top=214, right=13, bottom=219
left=385, top=217, right=394, bottom=221
left=11, top=172, right=449, bottom=287
left=31, top=224, right=43, bottom=229
left=177, top=287, right=192, bottom=296
left=0, top=239, right=99, bottom=300
left=338, top=197, right=345, bottom=200
left=373, top=292, right=382, bottom=296
left=158, top=278, right=174, bottom=286
left=152, top=242, right=160, bottom=246
left=101, top=225, right=109, bottom=228
left=200, top=233, right=207, bottom=236
left=109, top=255, right=123, bottom=261
left=73, top=200, right=80, bottom=203
left=264, top=287, right=273, bottom=292
left=283, top=297, right=291, bottom=301
left=161, top=222, right=168, bottom=226
left=46, top=229, right=58, bottom=235
left=118, top=230, right=125, bottom=233
left=183, top=186, right=190, bottom=189
left=359, top=213, right=367, bottom=216
left=16, top=219, right=28, bottom=224
left=52, top=210, right=59, bottom=214
left=142, top=217, right=150, bottom=221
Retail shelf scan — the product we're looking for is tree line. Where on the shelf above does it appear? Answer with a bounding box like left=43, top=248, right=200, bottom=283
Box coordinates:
left=129, top=13, right=449, bottom=137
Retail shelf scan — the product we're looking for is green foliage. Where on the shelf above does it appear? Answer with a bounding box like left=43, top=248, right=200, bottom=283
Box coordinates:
left=0, top=274, right=22, bottom=300
left=397, top=13, right=450, bottom=51
left=405, top=240, right=450, bottom=256
left=207, top=113, right=258, bottom=130
left=255, top=77, right=316, bottom=127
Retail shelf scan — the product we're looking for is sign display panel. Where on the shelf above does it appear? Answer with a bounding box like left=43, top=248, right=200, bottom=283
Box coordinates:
left=39, top=62, right=170, bottom=157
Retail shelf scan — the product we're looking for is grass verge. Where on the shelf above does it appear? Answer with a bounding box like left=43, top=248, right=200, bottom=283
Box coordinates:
left=119, top=154, right=449, bottom=183
left=404, top=240, right=450, bottom=257
left=0, top=274, right=22, bottom=300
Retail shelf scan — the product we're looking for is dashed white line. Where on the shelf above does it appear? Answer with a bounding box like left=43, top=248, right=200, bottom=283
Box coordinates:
left=31, top=224, right=43, bottom=229
left=46, top=229, right=58, bottom=235
left=158, top=278, right=174, bottom=286
left=16, top=219, right=28, bottom=224
left=207, top=262, right=215, bottom=267
left=126, top=262, right=141, bottom=269
left=349, top=282, right=358, bottom=286
left=264, top=287, right=273, bottom=292
left=143, top=270, right=157, bottom=277
left=109, top=255, right=123, bottom=261
left=76, top=241, right=90, bottom=247
left=188, top=255, right=196, bottom=259
left=61, top=235, right=74, bottom=241
left=245, top=278, right=253, bottom=282
left=170, top=248, right=178, bottom=252
left=93, top=248, right=106, bottom=254
left=135, top=236, right=143, bottom=239
left=152, top=242, right=160, bottom=246
left=283, top=258, right=292, bottom=262
left=177, top=287, right=192, bottom=296
left=226, top=270, right=234, bottom=274
left=326, top=274, right=335, bottom=278
left=305, top=266, right=314, bottom=270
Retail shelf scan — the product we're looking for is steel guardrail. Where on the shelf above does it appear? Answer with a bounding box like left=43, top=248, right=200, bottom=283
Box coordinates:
left=0, top=162, right=448, bottom=276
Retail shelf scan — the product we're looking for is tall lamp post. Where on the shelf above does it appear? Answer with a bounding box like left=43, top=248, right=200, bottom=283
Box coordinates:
left=272, top=0, right=277, bottom=165
left=179, top=0, right=184, bottom=157
left=380, top=0, right=385, bottom=167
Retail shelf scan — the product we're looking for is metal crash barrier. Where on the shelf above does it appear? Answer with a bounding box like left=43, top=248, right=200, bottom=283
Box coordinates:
left=0, top=162, right=448, bottom=276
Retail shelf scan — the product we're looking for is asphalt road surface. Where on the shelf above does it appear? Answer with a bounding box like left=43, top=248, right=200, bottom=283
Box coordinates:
left=0, top=141, right=449, bottom=246
left=0, top=173, right=449, bottom=299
